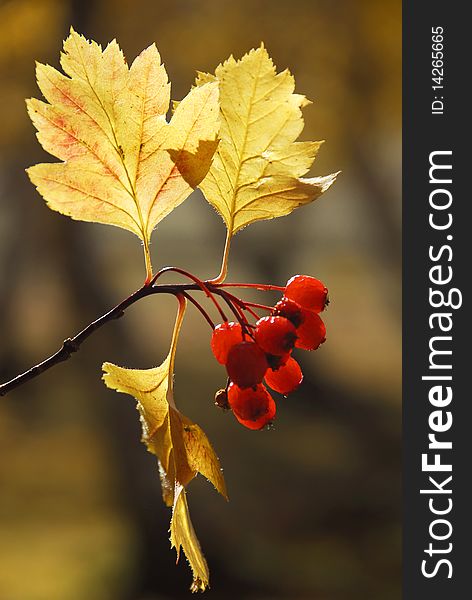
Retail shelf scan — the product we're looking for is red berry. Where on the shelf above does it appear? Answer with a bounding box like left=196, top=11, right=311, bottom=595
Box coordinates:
left=285, top=275, right=328, bottom=313
left=255, top=316, right=297, bottom=356
left=273, top=297, right=304, bottom=328
left=295, top=309, right=326, bottom=351
left=227, top=382, right=276, bottom=429
left=265, top=357, right=303, bottom=395
left=266, top=351, right=291, bottom=371
left=226, top=341, right=269, bottom=388
left=211, top=321, right=243, bottom=364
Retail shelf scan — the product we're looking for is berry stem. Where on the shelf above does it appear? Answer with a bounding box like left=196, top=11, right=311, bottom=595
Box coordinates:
left=239, top=304, right=261, bottom=321
left=152, top=266, right=228, bottom=322
left=217, top=282, right=285, bottom=292
left=217, top=289, right=261, bottom=322
left=217, top=293, right=252, bottom=336
left=243, top=301, right=273, bottom=312
left=181, top=292, right=215, bottom=329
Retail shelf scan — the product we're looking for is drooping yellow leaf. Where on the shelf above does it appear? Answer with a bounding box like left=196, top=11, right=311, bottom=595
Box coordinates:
left=27, top=29, right=219, bottom=278
left=170, top=484, right=209, bottom=593
left=198, top=45, right=338, bottom=237
left=102, top=357, right=227, bottom=500
left=102, top=351, right=227, bottom=591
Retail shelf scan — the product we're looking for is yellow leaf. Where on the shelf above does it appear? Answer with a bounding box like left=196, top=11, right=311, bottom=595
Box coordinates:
left=27, top=29, right=219, bottom=278
left=199, top=45, right=338, bottom=236
left=102, top=351, right=227, bottom=591
left=170, top=484, right=209, bottom=592
left=102, top=357, right=227, bottom=500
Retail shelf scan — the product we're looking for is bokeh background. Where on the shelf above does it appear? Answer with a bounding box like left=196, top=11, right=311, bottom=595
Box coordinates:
left=0, top=1, right=401, bottom=598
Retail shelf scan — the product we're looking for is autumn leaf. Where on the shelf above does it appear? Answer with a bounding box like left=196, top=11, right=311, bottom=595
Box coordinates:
left=198, top=45, right=338, bottom=275
left=170, top=484, right=209, bottom=593
left=27, top=29, right=219, bottom=279
left=102, top=346, right=227, bottom=591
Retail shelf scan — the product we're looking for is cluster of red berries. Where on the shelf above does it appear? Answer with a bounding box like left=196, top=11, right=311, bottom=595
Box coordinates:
left=211, top=275, right=328, bottom=430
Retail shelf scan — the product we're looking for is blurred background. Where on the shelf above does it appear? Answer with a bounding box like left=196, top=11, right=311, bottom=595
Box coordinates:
left=0, top=1, right=401, bottom=598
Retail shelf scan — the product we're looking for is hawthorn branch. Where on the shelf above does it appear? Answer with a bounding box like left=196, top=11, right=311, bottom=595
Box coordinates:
left=0, top=278, right=278, bottom=397
left=0, top=281, right=200, bottom=397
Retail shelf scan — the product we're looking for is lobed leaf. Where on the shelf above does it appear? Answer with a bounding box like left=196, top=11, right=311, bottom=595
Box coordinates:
left=198, top=45, right=338, bottom=236
left=27, top=29, right=219, bottom=276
